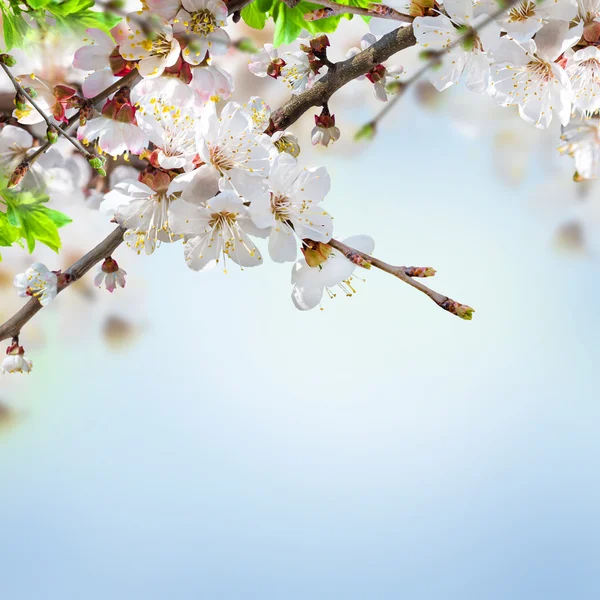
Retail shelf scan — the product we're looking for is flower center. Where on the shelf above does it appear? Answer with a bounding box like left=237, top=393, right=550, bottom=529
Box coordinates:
left=190, top=10, right=217, bottom=36
left=209, top=146, right=236, bottom=173
left=507, top=1, right=536, bottom=22
left=526, top=59, right=555, bottom=82
left=209, top=210, right=237, bottom=230
left=274, top=136, right=300, bottom=157
left=271, top=194, right=291, bottom=221
left=141, top=33, right=172, bottom=57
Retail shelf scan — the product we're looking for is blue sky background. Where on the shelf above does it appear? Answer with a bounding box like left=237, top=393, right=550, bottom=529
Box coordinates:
left=1, top=52, right=600, bottom=599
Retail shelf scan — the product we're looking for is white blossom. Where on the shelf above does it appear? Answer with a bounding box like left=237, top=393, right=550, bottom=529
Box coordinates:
left=1, top=342, right=32, bottom=374
left=102, top=173, right=180, bottom=255
left=174, top=0, right=230, bottom=65
left=94, top=257, right=127, bottom=293
left=135, top=96, right=197, bottom=170
left=78, top=91, right=148, bottom=157
left=73, top=28, right=115, bottom=72
left=119, top=13, right=181, bottom=78
left=14, top=262, right=58, bottom=306
left=559, top=118, right=600, bottom=179
left=414, top=0, right=501, bottom=93
left=250, top=153, right=333, bottom=263
left=190, top=65, right=234, bottom=102
left=490, top=20, right=582, bottom=128
left=566, top=46, right=600, bottom=114
left=280, top=51, right=315, bottom=93
left=311, top=122, right=340, bottom=147
left=479, top=0, right=578, bottom=42
left=248, top=44, right=280, bottom=77
left=195, top=100, right=271, bottom=200
left=12, top=75, right=56, bottom=125
left=168, top=190, right=263, bottom=271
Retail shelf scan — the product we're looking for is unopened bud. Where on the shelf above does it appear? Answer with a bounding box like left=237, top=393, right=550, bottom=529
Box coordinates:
left=344, top=251, right=372, bottom=269
left=14, top=91, right=28, bottom=111
left=354, top=122, right=376, bottom=142
left=405, top=266, right=436, bottom=277
left=419, top=49, right=442, bottom=70
left=23, top=87, right=37, bottom=99
left=46, top=125, right=59, bottom=144
left=88, top=156, right=106, bottom=177
left=0, top=53, right=17, bottom=67
left=386, top=80, right=405, bottom=95
left=304, top=8, right=335, bottom=20
left=8, top=160, right=30, bottom=188
left=236, top=38, right=259, bottom=54
left=310, top=35, right=330, bottom=54
left=79, top=102, right=95, bottom=127
left=442, top=300, right=475, bottom=320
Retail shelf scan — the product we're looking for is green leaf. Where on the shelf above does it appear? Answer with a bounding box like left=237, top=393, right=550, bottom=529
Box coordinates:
left=0, top=212, right=20, bottom=246
left=272, top=2, right=304, bottom=46
left=267, top=0, right=378, bottom=45
left=241, top=1, right=269, bottom=29
left=25, top=0, right=52, bottom=9
left=2, top=187, right=71, bottom=254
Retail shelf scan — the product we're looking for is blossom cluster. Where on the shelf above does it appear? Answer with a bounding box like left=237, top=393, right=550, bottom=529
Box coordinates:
left=248, top=0, right=600, bottom=179
left=5, top=0, right=375, bottom=327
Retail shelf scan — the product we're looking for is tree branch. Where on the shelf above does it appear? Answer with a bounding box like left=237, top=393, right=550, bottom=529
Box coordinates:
left=328, top=238, right=474, bottom=319
left=0, top=15, right=473, bottom=344
left=359, top=0, right=524, bottom=132
left=270, top=24, right=416, bottom=132
left=0, top=227, right=125, bottom=342
left=0, top=62, right=95, bottom=160
left=305, top=0, right=414, bottom=23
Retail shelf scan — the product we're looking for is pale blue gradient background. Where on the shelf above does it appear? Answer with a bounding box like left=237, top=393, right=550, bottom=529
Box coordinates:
left=1, top=87, right=599, bottom=600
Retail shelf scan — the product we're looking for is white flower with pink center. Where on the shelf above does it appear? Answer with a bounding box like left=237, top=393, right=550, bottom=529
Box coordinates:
left=94, top=257, right=127, bottom=293
left=77, top=89, right=148, bottom=157
left=1, top=342, right=33, bottom=374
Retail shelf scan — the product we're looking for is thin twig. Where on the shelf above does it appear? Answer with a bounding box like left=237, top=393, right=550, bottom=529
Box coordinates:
left=361, top=0, right=524, bottom=130
left=0, top=62, right=95, bottom=159
left=305, top=0, right=414, bottom=23
left=25, top=69, right=141, bottom=166
left=270, top=24, right=417, bottom=132
left=0, top=10, right=471, bottom=343
left=0, top=227, right=125, bottom=342
left=328, top=238, right=473, bottom=319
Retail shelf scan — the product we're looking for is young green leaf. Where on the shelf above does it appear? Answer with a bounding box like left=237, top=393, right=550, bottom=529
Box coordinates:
left=2, top=187, right=72, bottom=254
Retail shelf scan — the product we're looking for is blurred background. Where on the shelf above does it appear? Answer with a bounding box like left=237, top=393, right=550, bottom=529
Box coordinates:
left=1, top=8, right=599, bottom=600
